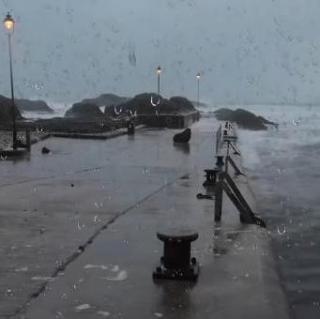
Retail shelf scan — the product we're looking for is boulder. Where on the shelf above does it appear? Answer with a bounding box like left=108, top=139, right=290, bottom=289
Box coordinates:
left=173, top=128, right=191, bottom=143
left=0, top=95, right=22, bottom=123
left=65, top=102, right=105, bottom=119
left=80, top=93, right=129, bottom=107
left=214, top=108, right=277, bottom=130
left=16, top=99, right=54, bottom=113
left=41, top=146, right=50, bottom=154
left=105, top=93, right=197, bottom=117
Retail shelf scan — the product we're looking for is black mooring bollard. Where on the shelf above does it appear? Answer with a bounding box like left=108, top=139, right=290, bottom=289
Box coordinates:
left=153, top=229, right=199, bottom=281
left=127, top=121, right=135, bottom=135
left=216, top=155, right=224, bottom=168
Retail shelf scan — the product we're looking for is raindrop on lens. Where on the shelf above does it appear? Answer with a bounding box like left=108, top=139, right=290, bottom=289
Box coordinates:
left=277, top=224, right=287, bottom=235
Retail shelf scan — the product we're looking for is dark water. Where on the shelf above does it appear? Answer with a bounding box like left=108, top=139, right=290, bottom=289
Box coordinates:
left=237, top=105, right=320, bottom=318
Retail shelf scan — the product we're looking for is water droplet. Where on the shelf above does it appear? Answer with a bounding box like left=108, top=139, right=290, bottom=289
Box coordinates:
left=15, top=266, right=28, bottom=272
left=111, top=265, right=119, bottom=272
left=55, top=311, right=64, bottom=318
left=75, top=304, right=91, bottom=311
left=6, top=288, right=13, bottom=296
left=277, top=224, right=287, bottom=235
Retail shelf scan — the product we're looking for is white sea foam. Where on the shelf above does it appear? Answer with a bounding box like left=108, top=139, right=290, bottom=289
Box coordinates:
left=199, top=104, right=320, bottom=169
left=104, top=270, right=128, bottom=281
left=22, top=101, right=71, bottom=120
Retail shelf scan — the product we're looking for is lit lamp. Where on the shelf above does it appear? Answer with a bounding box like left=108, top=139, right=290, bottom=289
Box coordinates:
left=4, top=13, right=17, bottom=149
left=196, top=72, right=201, bottom=108
left=156, top=66, right=162, bottom=95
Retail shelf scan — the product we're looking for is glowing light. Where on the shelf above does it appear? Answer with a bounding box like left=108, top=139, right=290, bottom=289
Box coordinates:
left=196, top=72, right=201, bottom=80
left=3, top=13, right=14, bottom=33
left=156, top=66, right=162, bottom=75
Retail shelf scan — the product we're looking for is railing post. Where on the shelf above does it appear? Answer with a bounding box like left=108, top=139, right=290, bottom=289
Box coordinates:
left=214, top=171, right=224, bottom=222
left=25, top=128, right=31, bottom=152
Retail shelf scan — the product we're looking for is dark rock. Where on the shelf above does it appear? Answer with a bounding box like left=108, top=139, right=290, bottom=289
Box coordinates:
left=173, top=128, right=191, bottom=143
left=105, top=93, right=197, bottom=118
left=81, top=93, right=129, bottom=107
left=65, top=102, right=105, bottom=119
left=214, top=108, right=277, bottom=130
left=61, top=93, right=198, bottom=130
left=0, top=95, right=22, bottom=123
left=16, top=99, right=54, bottom=113
left=41, top=146, right=50, bottom=154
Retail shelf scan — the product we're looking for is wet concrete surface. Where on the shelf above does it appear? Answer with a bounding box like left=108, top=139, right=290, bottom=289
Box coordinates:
left=0, top=119, right=289, bottom=318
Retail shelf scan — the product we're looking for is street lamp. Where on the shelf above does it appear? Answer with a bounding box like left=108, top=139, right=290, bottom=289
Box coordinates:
left=156, top=66, right=162, bottom=95
left=4, top=13, right=17, bottom=149
left=196, top=72, right=201, bottom=108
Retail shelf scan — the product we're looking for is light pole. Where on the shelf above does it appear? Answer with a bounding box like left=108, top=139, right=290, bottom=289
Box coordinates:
left=4, top=13, right=17, bottom=149
left=196, top=72, right=201, bottom=108
left=156, top=66, right=162, bottom=95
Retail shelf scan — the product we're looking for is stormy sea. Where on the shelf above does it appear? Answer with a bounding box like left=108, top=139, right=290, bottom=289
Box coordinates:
left=236, top=105, right=320, bottom=319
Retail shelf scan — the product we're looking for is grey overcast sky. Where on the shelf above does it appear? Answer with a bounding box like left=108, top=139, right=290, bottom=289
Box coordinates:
left=0, top=0, right=320, bottom=105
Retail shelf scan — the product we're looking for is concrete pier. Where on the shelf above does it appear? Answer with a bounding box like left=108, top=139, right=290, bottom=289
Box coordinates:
left=0, top=118, right=289, bottom=318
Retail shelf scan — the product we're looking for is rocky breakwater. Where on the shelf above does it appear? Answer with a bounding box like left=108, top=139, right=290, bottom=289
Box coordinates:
left=23, top=93, right=200, bottom=134
left=214, top=108, right=278, bottom=130
left=104, top=93, right=200, bottom=128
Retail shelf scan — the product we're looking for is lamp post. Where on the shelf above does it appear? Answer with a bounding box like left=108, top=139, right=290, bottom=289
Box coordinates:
left=196, top=72, right=201, bottom=108
left=156, top=66, right=162, bottom=95
left=4, top=13, right=17, bottom=149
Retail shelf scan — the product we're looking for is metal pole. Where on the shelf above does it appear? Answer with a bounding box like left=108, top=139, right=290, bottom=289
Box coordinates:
left=197, top=77, right=200, bottom=108
left=157, top=73, right=161, bottom=95
left=8, top=33, right=17, bottom=150
left=225, top=141, right=230, bottom=173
